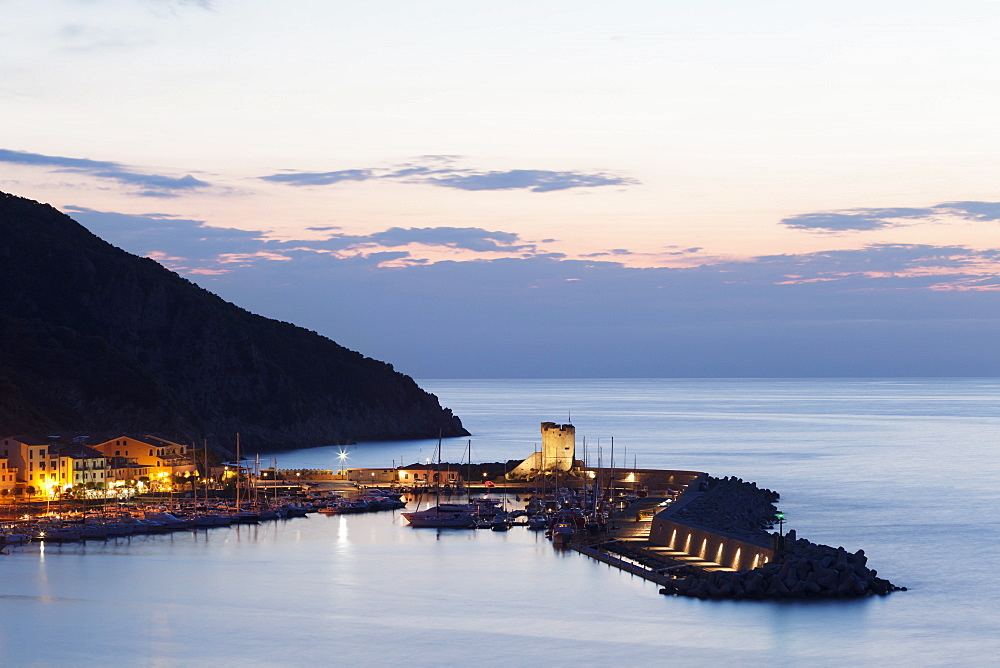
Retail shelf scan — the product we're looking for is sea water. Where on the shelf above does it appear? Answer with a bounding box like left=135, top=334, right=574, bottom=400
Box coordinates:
left=2, top=378, right=998, bottom=666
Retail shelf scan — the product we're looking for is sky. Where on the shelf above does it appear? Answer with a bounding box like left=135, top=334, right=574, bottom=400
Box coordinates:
left=2, top=0, right=999, bottom=377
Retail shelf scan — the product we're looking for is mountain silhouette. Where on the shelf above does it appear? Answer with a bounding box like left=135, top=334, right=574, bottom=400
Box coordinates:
left=0, top=191, right=468, bottom=452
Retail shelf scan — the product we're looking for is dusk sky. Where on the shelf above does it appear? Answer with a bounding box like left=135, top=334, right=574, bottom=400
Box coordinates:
left=3, top=0, right=999, bottom=377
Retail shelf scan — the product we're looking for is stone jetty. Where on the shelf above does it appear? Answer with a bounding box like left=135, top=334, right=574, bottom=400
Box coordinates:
left=572, top=473, right=904, bottom=600
left=658, top=533, right=905, bottom=599
left=671, top=475, right=780, bottom=543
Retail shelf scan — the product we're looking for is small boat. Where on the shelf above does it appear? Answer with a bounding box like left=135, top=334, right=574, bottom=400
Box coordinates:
left=549, top=521, right=574, bottom=546
left=403, top=436, right=479, bottom=529
left=402, top=507, right=478, bottom=528
left=1, top=531, right=31, bottom=545
left=37, top=525, right=82, bottom=542
left=490, top=515, right=511, bottom=531
left=80, top=523, right=109, bottom=540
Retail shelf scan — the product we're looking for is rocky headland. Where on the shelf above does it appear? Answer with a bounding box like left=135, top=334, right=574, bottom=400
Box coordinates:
left=0, top=191, right=469, bottom=453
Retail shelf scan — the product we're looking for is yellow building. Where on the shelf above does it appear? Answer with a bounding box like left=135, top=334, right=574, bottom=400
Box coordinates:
left=1, top=436, right=61, bottom=497
left=49, top=443, right=108, bottom=492
left=0, top=458, right=18, bottom=499
left=395, top=463, right=460, bottom=486
left=91, top=435, right=196, bottom=489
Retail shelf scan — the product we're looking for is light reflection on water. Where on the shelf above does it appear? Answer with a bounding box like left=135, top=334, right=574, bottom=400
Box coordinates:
left=2, top=378, right=999, bottom=666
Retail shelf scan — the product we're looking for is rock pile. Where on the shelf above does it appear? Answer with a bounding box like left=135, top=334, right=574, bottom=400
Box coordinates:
left=672, top=475, right=780, bottom=542
left=659, top=538, right=904, bottom=599
left=653, top=475, right=903, bottom=598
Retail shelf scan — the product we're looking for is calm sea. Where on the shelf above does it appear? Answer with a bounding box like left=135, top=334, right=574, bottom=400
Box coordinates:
left=2, top=379, right=998, bottom=666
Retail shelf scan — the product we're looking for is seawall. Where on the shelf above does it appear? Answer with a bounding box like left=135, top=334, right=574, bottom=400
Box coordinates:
left=646, top=475, right=902, bottom=598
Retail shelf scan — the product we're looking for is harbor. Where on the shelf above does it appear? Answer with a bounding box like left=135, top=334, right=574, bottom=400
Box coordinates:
left=3, top=420, right=901, bottom=600
left=0, top=378, right=994, bottom=665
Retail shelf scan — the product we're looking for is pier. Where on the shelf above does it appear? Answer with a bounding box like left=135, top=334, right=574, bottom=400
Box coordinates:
left=566, top=494, right=750, bottom=588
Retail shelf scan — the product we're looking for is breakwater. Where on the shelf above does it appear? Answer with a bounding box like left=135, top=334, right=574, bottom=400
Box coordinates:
left=651, top=475, right=902, bottom=598
left=570, top=474, right=903, bottom=599
left=658, top=532, right=904, bottom=599
left=648, top=475, right=778, bottom=572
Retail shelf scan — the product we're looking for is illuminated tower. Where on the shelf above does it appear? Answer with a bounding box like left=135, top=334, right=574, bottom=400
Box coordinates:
left=540, top=421, right=575, bottom=472
left=506, top=421, right=577, bottom=479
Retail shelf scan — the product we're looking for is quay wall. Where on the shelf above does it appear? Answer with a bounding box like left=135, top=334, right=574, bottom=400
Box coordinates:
left=276, top=469, right=340, bottom=481
left=647, top=475, right=776, bottom=571
left=585, top=468, right=705, bottom=494
left=648, top=519, right=774, bottom=572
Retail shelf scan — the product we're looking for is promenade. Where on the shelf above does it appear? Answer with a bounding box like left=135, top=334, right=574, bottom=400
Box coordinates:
left=569, top=497, right=740, bottom=587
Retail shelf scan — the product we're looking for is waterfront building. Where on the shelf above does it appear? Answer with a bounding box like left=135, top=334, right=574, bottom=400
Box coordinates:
left=344, top=468, right=398, bottom=485
left=48, top=443, right=108, bottom=492
left=106, top=456, right=154, bottom=489
left=0, top=457, right=17, bottom=498
left=1, top=436, right=61, bottom=497
left=90, top=435, right=196, bottom=489
left=395, top=463, right=460, bottom=486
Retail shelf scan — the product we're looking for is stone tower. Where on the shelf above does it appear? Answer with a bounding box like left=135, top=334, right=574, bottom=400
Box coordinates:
left=506, top=421, right=577, bottom=479
left=540, top=421, right=575, bottom=472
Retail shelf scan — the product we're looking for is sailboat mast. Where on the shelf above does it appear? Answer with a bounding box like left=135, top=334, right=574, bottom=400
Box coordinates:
left=203, top=438, right=208, bottom=505
left=609, top=436, right=615, bottom=507
left=254, top=453, right=260, bottom=504
left=434, top=432, right=442, bottom=516
left=466, top=439, right=472, bottom=504
left=592, top=444, right=601, bottom=513
left=235, top=432, right=241, bottom=509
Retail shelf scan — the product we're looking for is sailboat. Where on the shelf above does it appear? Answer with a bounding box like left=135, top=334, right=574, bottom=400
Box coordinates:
left=401, top=437, right=496, bottom=528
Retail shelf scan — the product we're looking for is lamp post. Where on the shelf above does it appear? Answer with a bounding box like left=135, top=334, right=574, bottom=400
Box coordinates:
left=776, top=512, right=785, bottom=536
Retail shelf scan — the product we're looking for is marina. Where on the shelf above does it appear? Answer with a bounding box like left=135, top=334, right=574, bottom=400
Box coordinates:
left=1, top=378, right=998, bottom=665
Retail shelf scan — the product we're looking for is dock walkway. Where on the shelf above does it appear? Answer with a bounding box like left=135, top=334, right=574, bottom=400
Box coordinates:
left=568, top=497, right=737, bottom=586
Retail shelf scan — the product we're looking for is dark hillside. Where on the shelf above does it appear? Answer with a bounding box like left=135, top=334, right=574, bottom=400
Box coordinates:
left=0, top=191, right=468, bottom=452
